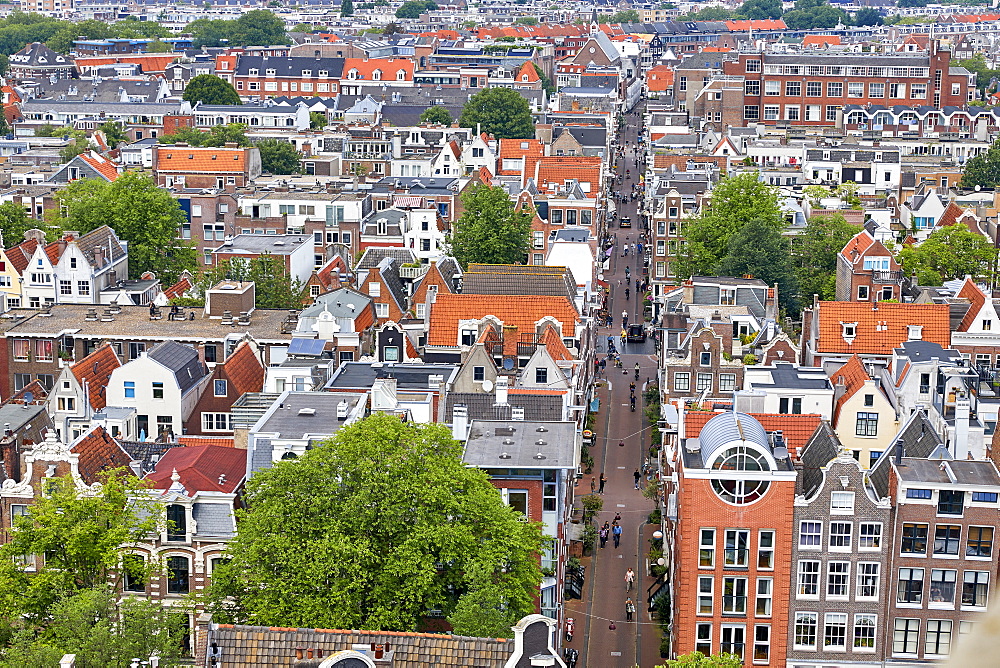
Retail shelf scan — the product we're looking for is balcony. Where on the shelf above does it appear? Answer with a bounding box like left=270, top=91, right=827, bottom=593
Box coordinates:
left=871, top=269, right=903, bottom=284
left=399, top=264, right=428, bottom=279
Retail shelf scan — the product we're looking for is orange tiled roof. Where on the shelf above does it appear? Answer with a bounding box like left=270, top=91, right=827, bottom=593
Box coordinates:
left=533, top=155, right=602, bottom=192
left=155, top=146, right=247, bottom=173
left=8, top=379, right=47, bottom=405
left=163, top=275, right=193, bottom=301
left=516, top=60, right=540, bottom=83
left=937, top=200, right=964, bottom=228
left=646, top=65, right=674, bottom=92
left=71, top=426, right=132, bottom=485
left=222, top=341, right=265, bottom=397
left=829, top=354, right=870, bottom=425
left=73, top=54, right=178, bottom=73
left=343, top=57, right=413, bottom=81
left=498, top=138, right=544, bottom=176
left=840, top=231, right=875, bottom=264
left=147, top=444, right=246, bottom=494
left=404, top=335, right=420, bottom=361
left=427, top=293, right=580, bottom=347
left=701, top=46, right=731, bottom=52
left=815, top=301, right=951, bottom=355
left=79, top=151, right=119, bottom=181
left=538, top=322, right=573, bottom=361
left=71, top=344, right=121, bottom=411
left=178, top=436, right=235, bottom=448
left=5, top=238, right=37, bottom=274
left=43, top=240, right=63, bottom=265
left=802, top=35, right=841, bottom=46
left=683, top=410, right=822, bottom=459
left=956, top=277, right=987, bottom=332
left=952, top=13, right=1000, bottom=22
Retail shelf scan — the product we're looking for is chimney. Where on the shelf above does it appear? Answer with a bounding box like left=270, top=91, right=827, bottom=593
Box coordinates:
left=954, top=393, right=971, bottom=460
left=451, top=405, right=468, bottom=441
left=495, top=375, right=509, bottom=405
left=895, top=440, right=904, bottom=466
left=59, top=656, right=76, bottom=668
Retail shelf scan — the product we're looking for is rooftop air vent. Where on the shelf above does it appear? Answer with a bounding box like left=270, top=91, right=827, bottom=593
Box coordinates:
left=298, top=408, right=316, bottom=416
left=535, top=439, right=547, bottom=446
left=499, top=452, right=511, bottom=460
left=533, top=452, right=546, bottom=460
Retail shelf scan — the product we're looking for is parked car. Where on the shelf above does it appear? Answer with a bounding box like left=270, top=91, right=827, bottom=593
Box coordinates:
left=626, top=324, right=646, bottom=342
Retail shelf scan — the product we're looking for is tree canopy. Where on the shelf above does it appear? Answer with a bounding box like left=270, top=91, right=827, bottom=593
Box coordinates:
left=195, top=254, right=304, bottom=309
left=395, top=0, right=437, bottom=18
left=188, top=10, right=288, bottom=47
left=182, top=74, right=241, bottom=106
left=715, top=217, right=798, bottom=312
left=450, top=184, right=534, bottom=267
left=205, top=414, right=544, bottom=637
left=676, top=172, right=787, bottom=278
left=791, top=214, right=860, bottom=302
left=341, top=0, right=354, bottom=16
left=899, top=224, right=998, bottom=285
left=659, top=652, right=743, bottom=668
left=956, top=54, right=1000, bottom=96
left=419, top=105, right=453, bottom=125
left=680, top=6, right=732, bottom=21
left=782, top=0, right=848, bottom=29
left=255, top=138, right=301, bottom=175
left=158, top=123, right=249, bottom=147
left=51, top=171, right=198, bottom=285
left=853, top=8, right=883, bottom=26
left=960, top=137, right=1000, bottom=189
left=601, top=9, right=640, bottom=23
left=735, top=0, right=782, bottom=20
left=459, top=87, right=535, bottom=139
left=0, top=200, right=46, bottom=247
left=98, top=120, right=128, bottom=148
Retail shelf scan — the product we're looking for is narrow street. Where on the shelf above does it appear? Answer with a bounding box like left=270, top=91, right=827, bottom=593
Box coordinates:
left=565, top=102, right=663, bottom=667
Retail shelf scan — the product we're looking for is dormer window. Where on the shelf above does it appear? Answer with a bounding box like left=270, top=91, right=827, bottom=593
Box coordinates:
left=372, top=69, right=382, bottom=80
left=842, top=323, right=857, bottom=339
left=461, top=328, right=476, bottom=346
left=348, top=69, right=359, bottom=80
left=301, top=69, right=312, bottom=77
left=248, top=68, right=259, bottom=76
left=397, top=69, right=406, bottom=80
left=908, top=325, right=923, bottom=340
left=318, top=69, right=328, bottom=77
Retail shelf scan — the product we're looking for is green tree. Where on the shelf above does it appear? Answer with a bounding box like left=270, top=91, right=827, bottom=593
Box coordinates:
left=383, top=22, right=403, bottom=35
left=341, top=0, right=354, bottom=14
left=256, top=137, right=301, bottom=174
left=59, top=137, right=90, bottom=163
left=602, top=9, right=640, bottom=22
left=898, top=225, right=998, bottom=285
left=515, top=16, right=538, bottom=25
left=234, top=9, right=288, bottom=45
left=450, top=184, right=533, bottom=267
left=782, top=0, right=848, bottom=29
left=395, top=0, right=436, bottom=18
left=0, top=200, right=40, bottom=247
left=960, top=137, right=1000, bottom=188
left=190, top=255, right=303, bottom=309
left=204, top=414, right=543, bottom=636
left=715, top=218, right=798, bottom=312
left=679, top=6, right=732, bottom=20
left=735, top=0, right=782, bottom=20
left=676, top=172, right=786, bottom=278
left=792, top=214, right=860, bottom=301
left=2, top=587, right=187, bottom=667
left=52, top=172, right=197, bottom=285
left=182, top=73, right=241, bottom=105
left=853, top=7, right=883, bottom=25
left=532, top=62, right=556, bottom=95
left=897, top=0, right=928, bottom=6
left=159, top=123, right=249, bottom=147
left=459, top=87, right=534, bottom=139
left=0, top=113, right=9, bottom=138
left=309, top=111, right=328, bottom=129
left=419, top=105, right=452, bottom=125
left=956, top=54, right=1000, bottom=96
left=659, top=651, right=743, bottom=668
left=145, top=37, right=173, bottom=52
left=98, top=120, right=128, bottom=148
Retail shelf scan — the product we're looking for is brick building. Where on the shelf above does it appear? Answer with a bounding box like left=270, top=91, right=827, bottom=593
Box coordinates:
left=835, top=231, right=905, bottom=303
left=668, top=411, right=797, bottom=666
left=717, top=45, right=974, bottom=127
left=153, top=144, right=262, bottom=189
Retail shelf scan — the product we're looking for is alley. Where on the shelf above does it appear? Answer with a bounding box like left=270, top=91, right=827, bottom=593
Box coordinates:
left=564, top=102, right=663, bottom=667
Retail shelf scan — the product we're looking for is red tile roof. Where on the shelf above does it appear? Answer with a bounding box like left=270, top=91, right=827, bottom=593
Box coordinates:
left=533, top=156, right=602, bottom=193
left=814, top=301, right=951, bottom=355
left=829, top=354, right=870, bottom=426
left=5, top=238, right=37, bottom=274
left=78, top=151, right=119, bottom=181
left=146, top=444, right=246, bottom=494
left=515, top=60, right=540, bottom=83
left=8, top=379, right=47, bottom=405
left=43, top=240, right=63, bottom=265
left=803, top=35, right=841, bottom=46
left=724, top=19, right=786, bottom=30
left=155, top=146, right=248, bottom=174
left=839, top=231, right=875, bottom=263
left=71, top=344, right=121, bottom=411
left=427, top=293, right=580, bottom=347
left=683, top=410, right=822, bottom=459
left=178, top=436, right=235, bottom=448
left=222, top=340, right=265, bottom=397
left=956, top=277, right=987, bottom=332
left=74, top=54, right=178, bottom=74
left=937, top=200, right=964, bottom=229
left=71, top=426, right=132, bottom=485
left=498, top=138, right=544, bottom=176
left=538, top=322, right=573, bottom=361
left=343, top=57, right=413, bottom=82
left=163, top=275, right=194, bottom=301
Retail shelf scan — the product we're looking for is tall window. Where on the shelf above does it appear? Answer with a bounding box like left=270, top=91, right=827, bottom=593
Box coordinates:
left=901, top=523, right=928, bottom=554
left=897, top=567, right=924, bottom=604
left=167, top=556, right=190, bottom=594
left=698, top=576, right=714, bottom=614
left=823, top=613, right=847, bottom=650
left=699, top=528, right=715, bottom=567
left=794, top=612, right=817, bottom=650
left=152, top=382, right=164, bottom=399
left=166, top=504, right=186, bottom=541
left=934, top=525, right=961, bottom=555
left=919, top=620, right=949, bottom=658
left=854, top=614, right=876, bottom=651
left=757, top=530, right=774, bottom=569
left=724, top=529, right=749, bottom=567
left=696, top=623, right=712, bottom=655
left=893, top=618, right=920, bottom=654
left=124, top=381, right=135, bottom=399
left=720, top=625, right=745, bottom=659
left=797, top=560, right=820, bottom=597
left=755, top=578, right=772, bottom=616
left=827, top=562, right=850, bottom=598
left=938, top=490, right=965, bottom=516
left=930, top=569, right=957, bottom=604
left=123, top=554, right=145, bottom=593
left=723, top=577, right=748, bottom=614
left=799, top=521, right=821, bottom=548
left=966, top=526, right=994, bottom=557
left=753, top=625, right=769, bottom=663
left=857, top=562, right=880, bottom=599
left=963, top=571, right=990, bottom=607
left=829, top=522, right=852, bottom=550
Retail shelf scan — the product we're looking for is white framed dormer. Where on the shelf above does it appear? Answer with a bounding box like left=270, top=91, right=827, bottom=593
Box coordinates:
left=841, top=321, right=858, bottom=344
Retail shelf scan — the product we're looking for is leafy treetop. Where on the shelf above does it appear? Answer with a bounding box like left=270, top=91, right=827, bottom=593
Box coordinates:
left=182, top=74, right=241, bottom=106
left=450, top=183, right=534, bottom=267
left=459, top=87, right=535, bottom=139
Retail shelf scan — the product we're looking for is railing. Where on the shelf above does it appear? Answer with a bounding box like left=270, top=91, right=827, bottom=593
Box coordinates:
left=871, top=270, right=903, bottom=284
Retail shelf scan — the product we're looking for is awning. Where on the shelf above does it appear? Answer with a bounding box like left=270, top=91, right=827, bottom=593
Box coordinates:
left=393, top=195, right=423, bottom=208
left=590, top=397, right=600, bottom=412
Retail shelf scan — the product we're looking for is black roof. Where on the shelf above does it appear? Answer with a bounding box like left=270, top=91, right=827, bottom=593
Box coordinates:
left=234, top=56, right=345, bottom=78
left=148, top=340, right=207, bottom=394
left=445, top=392, right=563, bottom=422
left=869, top=410, right=943, bottom=498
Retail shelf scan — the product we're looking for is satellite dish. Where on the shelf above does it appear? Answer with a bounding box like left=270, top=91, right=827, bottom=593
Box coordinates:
left=481, top=379, right=494, bottom=392
left=22, top=392, right=33, bottom=404
left=503, top=358, right=515, bottom=371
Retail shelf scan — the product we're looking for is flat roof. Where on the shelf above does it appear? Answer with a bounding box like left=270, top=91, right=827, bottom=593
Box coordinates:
left=326, top=362, right=458, bottom=390
left=255, top=391, right=367, bottom=439
left=749, top=363, right=832, bottom=391
left=3, top=305, right=293, bottom=343
left=464, top=420, right=578, bottom=470
left=213, top=234, right=310, bottom=256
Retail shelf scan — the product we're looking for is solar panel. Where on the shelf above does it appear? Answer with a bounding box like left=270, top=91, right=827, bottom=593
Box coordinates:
left=287, top=338, right=325, bottom=357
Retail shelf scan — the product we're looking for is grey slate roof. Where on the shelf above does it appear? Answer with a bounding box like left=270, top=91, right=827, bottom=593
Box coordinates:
left=118, top=440, right=183, bottom=475
left=462, top=265, right=577, bottom=301
left=192, top=502, right=235, bottom=538
left=148, top=340, right=207, bottom=395
left=894, top=458, right=1000, bottom=486
left=234, top=55, right=345, bottom=78
left=326, top=362, right=457, bottom=390
left=869, top=410, right=943, bottom=497
left=356, top=246, right=416, bottom=270
left=464, top=420, right=578, bottom=469
left=798, top=421, right=841, bottom=498
left=75, top=225, right=126, bottom=267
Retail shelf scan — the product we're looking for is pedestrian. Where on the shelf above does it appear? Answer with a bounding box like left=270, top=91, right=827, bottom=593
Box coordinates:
left=599, top=472, right=607, bottom=493
left=612, top=522, right=622, bottom=548
left=625, top=598, right=635, bottom=621
left=590, top=477, right=596, bottom=493
left=625, top=568, right=635, bottom=592
left=614, top=511, right=622, bottom=523
left=634, top=469, right=642, bottom=489
left=600, top=357, right=607, bottom=373
left=599, top=525, right=609, bottom=548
